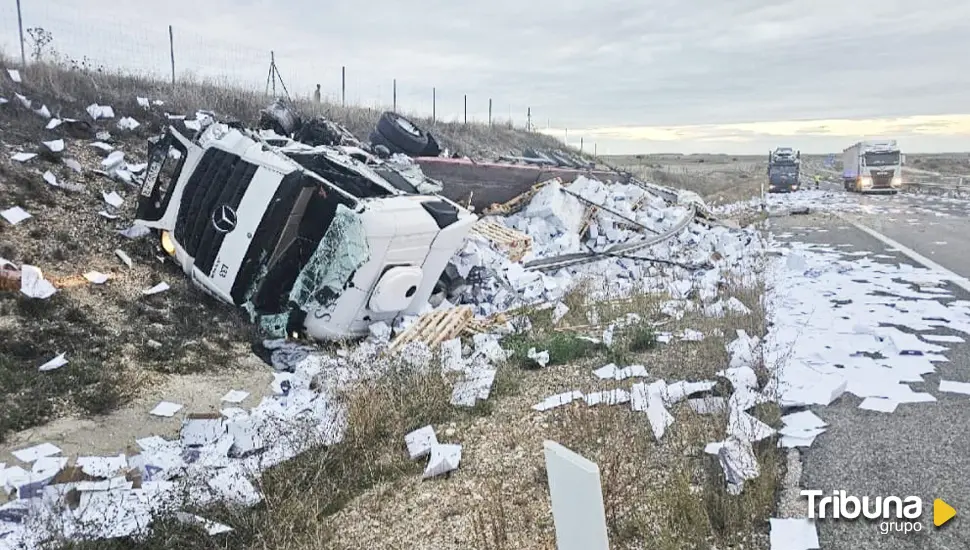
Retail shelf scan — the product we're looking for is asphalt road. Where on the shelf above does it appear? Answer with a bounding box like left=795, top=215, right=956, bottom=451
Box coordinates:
left=770, top=212, right=970, bottom=550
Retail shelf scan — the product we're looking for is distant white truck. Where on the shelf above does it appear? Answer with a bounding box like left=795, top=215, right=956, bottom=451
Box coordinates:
left=842, top=140, right=902, bottom=194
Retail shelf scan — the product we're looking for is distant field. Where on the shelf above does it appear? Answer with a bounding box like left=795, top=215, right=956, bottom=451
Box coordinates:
left=604, top=154, right=764, bottom=206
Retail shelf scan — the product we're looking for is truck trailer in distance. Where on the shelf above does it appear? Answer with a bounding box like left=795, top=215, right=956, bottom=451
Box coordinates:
left=767, top=147, right=800, bottom=193
left=842, top=140, right=902, bottom=194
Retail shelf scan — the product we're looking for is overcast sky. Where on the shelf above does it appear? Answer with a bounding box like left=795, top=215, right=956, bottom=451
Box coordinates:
left=2, top=0, right=969, bottom=154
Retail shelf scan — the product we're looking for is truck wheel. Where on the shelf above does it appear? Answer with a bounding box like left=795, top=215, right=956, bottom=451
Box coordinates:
left=376, top=112, right=431, bottom=156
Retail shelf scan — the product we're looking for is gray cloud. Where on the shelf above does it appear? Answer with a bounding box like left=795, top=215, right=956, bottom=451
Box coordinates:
left=1, top=0, right=968, bottom=152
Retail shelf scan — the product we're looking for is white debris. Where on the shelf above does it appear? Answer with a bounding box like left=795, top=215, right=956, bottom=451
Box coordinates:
left=939, top=380, right=970, bottom=395
left=83, top=271, right=110, bottom=284
left=20, top=264, right=56, bottom=299
left=584, top=388, right=631, bottom=406
left=551, top=302, right=570, bottom=324
left=527, top=347, right=550, bottom=367
left=149, top=401, right=183, bottom=417
left=11, top=443, right=61, bottom=463
left=119, top=224, right=151, bottom=239
left=117, top=116, right=141, bottom=130
left=38, top=353, right=68, bottom=372
left=1, top=206, right=31, bottom=225
left=405, top=425, right=438, bottom=460
left=143, top=282, right=170, bottom=295
left=769, top=518, right=820, bottom=550
left=220, top=390, right=249, bottom=403
left=103, top=191, right=125, bottom=208
left=42, top=139, right=65, bottom=153
left=64, top=158, right=83, bottom=173
left=422, top=443, right=462, bottom=478
left=7, top=69, right=21, bottom=83
left=115, top=249, right=133, bottom=267
left=716, top=436, right=759, bottom=495
left=10, top=152, right=35, bottom=163
left=533, top=391, right=585, bottom=411
left=86, top=103, right=115, bottom=120
left=593, top=363, right=648, bottom=381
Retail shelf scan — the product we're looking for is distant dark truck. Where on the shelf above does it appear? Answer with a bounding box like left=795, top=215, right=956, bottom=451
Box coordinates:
left=767, top=147, right=801, bottom=193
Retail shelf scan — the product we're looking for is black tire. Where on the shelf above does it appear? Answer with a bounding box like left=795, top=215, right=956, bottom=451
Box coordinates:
left=369, top=129, right=405, bottom=155
left=376, top=111, right=430, bottom=155
left=421, top=132, right=441, bottom=157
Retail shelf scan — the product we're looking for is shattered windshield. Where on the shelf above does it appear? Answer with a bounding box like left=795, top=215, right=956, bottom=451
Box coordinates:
left=288, top=204, right=371, bottom=313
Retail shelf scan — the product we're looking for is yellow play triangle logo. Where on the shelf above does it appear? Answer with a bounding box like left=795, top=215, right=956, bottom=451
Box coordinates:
left=934, top=499, right=956, bottom=527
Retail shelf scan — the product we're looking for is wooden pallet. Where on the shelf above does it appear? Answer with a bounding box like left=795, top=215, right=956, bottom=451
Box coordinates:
left=464, top=312, right=511, bottom=335
left=483, top=177, right=563, bottom=216
left=470, top=220, right=533, bottom=262
left=388, top=306, right=474, bottom=353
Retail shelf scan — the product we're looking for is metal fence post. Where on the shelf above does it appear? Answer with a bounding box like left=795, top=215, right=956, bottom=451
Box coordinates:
left=168, top=25, right=176, bottom=85
left=16, top=0, right=26, bottom=67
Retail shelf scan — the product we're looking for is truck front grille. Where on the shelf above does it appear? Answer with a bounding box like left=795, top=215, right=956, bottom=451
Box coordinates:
left=173, top=148, right=259, bottom=276
left=872, top=176, right=892, bottom=189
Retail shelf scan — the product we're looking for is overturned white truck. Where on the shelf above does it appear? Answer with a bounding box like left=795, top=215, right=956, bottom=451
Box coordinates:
left=135, top=122, right=477, bottom=340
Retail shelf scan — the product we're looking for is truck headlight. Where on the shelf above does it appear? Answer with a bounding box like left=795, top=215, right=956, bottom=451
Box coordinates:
left=891, top=176, right=902, bottom=187
left=860, top=176, right=872, bottom=188
left=160, top=230, right=176, bottom=256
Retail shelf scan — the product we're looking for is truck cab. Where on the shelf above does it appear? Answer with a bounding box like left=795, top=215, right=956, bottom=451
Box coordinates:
left=767, top=147, right=801, bottom=193
left=135, top=122, right=477, bottom=341
left=842, top=140, right=902, bottom=194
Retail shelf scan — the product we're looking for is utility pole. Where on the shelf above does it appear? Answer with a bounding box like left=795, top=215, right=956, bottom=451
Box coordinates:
left=432, top=87, right=436, bottom=123
left=464, top=94, right=467, bottom=124
left=527, top=107, right=531, bottom=132
left=16, top=0, right=26, bottom=67
left=341, top=66, right=346, bottom=106
left=168, top=25, right=176, bottom=85
left=393, top=79, right=397, bottom=111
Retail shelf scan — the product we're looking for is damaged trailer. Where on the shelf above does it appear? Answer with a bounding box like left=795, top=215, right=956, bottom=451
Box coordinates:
left=135, top=122, right=477, bottom=341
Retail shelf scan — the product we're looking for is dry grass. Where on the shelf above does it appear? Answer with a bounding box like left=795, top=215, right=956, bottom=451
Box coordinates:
left=1, top=49, right=573, bottom=160
left=50, top=270, right=781, bottom=550
left=604, top=154, right=766, bottom=206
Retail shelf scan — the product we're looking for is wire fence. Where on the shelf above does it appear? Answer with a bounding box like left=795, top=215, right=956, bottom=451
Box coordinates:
left=0, top=1, right=554, bottom=130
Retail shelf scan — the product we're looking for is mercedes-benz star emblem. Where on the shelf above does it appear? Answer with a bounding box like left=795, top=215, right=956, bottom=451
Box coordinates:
left=212, top=204, right=237, bottom=233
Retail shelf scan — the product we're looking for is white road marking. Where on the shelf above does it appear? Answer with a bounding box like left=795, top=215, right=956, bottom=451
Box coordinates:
left=839, top=216, right=970, bottom=293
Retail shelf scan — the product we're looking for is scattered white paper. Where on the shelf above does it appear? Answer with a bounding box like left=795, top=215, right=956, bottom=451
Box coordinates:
left=103, top=191, right=125, bottom=208
left=119, top=224, right=150, bottom=239
left=42, top=139, right=64, bottom=153
left=422, top=443, right=461, bottom=479
left=1, top=206, right=31, bottom=225
left=769, top=518, right=820, bottom=550
left=405, top=425, right=438, bottom=460
left=11, top=443, right=62, bottom=463
left=939, top=380, right=970, bottom=396
left=38, top=353, right=68, bottom=372
left=20, top=265, right=57, bottom=299
left=220, top=390, right=249, bottom=404
left=858, top=397, right=898, bottom=413
left=143, top=282, right=170, bottom=295
left=149, top=401, right=183, bottom=417
left=83, top=271, right=110, bottom=284
left=115, top=249, right=133, bottom=267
